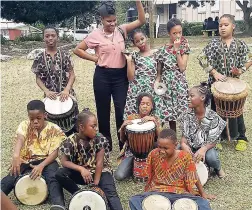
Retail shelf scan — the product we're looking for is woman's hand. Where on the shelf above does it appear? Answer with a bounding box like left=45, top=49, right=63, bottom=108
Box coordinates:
left=59, top=89, right=70, bottom=102
left=141, top=116, right=156, bottom=123
left=174, top=37, right=181, bottom=51
left=45, top=90, right=57, bottom=100
left=194, top=147, right=207, bottom=163
left=30, top=163, right=45, bottom=180
left=213, top=72, right=227, bottom=82
left=124, top=54, right=132, bottom=62
left=231, top=67, right=242, bottom=76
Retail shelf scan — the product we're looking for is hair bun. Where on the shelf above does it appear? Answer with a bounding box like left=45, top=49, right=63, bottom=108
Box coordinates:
left=200, top=81, right=208, bottom=87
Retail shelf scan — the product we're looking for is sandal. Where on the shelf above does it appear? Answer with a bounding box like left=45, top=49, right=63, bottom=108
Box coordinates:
left=235, top=140, right=248, bottom=151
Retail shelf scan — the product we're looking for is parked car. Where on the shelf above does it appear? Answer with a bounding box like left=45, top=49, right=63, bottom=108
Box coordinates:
left=74, top=30, right=89, bottom=41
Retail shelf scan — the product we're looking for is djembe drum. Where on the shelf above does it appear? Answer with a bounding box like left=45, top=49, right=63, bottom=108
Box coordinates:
left=211, top=77, right=248, bottom=141
left=196, top=161, right=209, bottom=186
left=172, top=198, right=198, bottom=210
left=14, top=174, right=48, bottom=205
left=142, top=194, right=171, bottom=210
left=69, top=186, right=108, bottom=210
left=126, top=119, right=156, bottom=182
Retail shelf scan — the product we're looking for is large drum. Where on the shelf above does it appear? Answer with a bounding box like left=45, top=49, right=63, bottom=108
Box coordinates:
left=196, top=161, right=209, bottom=186
left=133, top=157, right=148, bottom=183
left=172, top=198, right=198, bottom=210
left=14, top=174, right=48, bottom=205
left=126, top=119, right=156, bottom=159
left=211, top=77, right=248, bottom=118
left=142, top=194, right=171, bottom=210
left=69, top=186, right=108, bottom=210
left=43, top=96, right=78, bottom=133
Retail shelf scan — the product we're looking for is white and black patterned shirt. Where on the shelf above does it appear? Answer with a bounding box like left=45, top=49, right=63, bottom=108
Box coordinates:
left=179, top=108, right=226, bottom=149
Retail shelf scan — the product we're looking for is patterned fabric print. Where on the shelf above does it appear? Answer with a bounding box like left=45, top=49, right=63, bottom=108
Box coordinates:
left=199, top=38, right=250, bottom=85
left=156, top=37, right=190, bottom=122
left=179, top=108, right=226, bottom=149
left=59, top=133, right=111, bottom=173
left=144, top=149, right=198, bottom=195
left=32, top=49, right=76, bottom=97
left=117, top=114, right=161, bottom=163
left=17, top=120, right=66, bottom=162
left=124, top=51, right=160, bottom=119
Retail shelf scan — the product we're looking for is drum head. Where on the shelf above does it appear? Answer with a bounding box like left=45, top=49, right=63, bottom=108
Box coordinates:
left=142, top=194, right=171, bottom=210
left=212, top=78, right=247, bottom=94
left=69, top=190, right=107, bottom=210
left=43, top=96, right=73, bottom=115
left=196, top=161, right=208, bottom=186
left=126, top=119, right=156, bottom=132
left=172, top=198, right=198, bottom=210
left=14, top=174, right=48, bottom=205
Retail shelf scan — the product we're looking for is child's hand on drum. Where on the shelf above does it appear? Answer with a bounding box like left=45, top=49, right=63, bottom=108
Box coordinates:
left=79, top=167, right=93, bottom=184
left=59, top=89, right=70, bottom=102
left=141, top=116, right=156, bottom=123
left=45, top=90, right=57, bottom=100
left=202, top=192, right=217, bottom=200
left=122, top=120, right=133, bottom=128
left=10, top=156, right=21, bottom=177
left=30, top=163, right=44, bottom=180
left=193, top=147, right=206, bottom=163
left=213, top=72, right=227, bottom=82
left=230, top=67, right=242, bottom=76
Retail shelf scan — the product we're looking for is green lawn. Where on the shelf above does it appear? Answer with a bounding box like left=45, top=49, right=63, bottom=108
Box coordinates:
left=1, top=36, right=252, bottom=210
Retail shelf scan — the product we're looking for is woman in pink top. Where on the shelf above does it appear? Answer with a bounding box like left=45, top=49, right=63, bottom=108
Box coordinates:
left=74, top=1, right=145, bottom=151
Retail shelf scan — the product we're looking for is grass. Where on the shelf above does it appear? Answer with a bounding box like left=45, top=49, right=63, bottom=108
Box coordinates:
left=1, top=36, right=252, bottom=210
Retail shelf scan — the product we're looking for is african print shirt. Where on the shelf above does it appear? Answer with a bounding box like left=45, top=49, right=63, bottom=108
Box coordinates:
left=198, top=38, right=250, bottom=84
left=31, top=49, right=75, bottom=96
left=144, top=149, right=198, bottom=194
left=17, top=120, right=66, bottom=162
left=118, top=113, right=161, bottom=162
left=179, top=108, right=226, bottom=149
left=59, top=133, right=111, bottom=173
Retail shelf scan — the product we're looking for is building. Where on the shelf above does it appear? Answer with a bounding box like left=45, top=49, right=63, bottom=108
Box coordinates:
left=0, top=19, right=42, bottom=40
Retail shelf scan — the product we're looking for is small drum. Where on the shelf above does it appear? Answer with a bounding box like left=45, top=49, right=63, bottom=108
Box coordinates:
left=196, top=161, right=209, bottom=186
left=14, top=174, right=48, bottom=205
left=133, top=157, right=148, bottom=183
left=126, top=119, right=156, bottom=159
left=69, top=186, right=108, bottom=210
left=43, top=96, right=78, bottom=133
left=211, top=77, right=248, bottom=118
left=172, top=198, right=198, bottom=210
left=142, top=194, right=171, bottom=210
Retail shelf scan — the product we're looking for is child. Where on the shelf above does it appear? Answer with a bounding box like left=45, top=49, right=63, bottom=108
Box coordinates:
left=198, top=14, right=251, bottom=151
left=179, top=83, right=226, bottom=178
left=1, top=192, right=18, bottom=210
left=124, top=29, right=161, bottom=119
left=1, top=100, right=66, bottom=210
left=32, top=26, right=78, bottom=135
left=156, top=18, right=190, bottom=132
left=55, top=109, right=123, bottom=210
left=115, top=93, right=161, bottom=181
left=129, top=129, right=215, bottom=210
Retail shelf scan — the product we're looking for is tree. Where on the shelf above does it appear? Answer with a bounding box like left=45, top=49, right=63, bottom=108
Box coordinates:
left=178, top=0, right=252, bottom=34
left=1, top=1, right=98, bottom=25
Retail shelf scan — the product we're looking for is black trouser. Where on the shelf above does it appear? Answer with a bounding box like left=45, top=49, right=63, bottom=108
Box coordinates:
left=211, top=96, right=247, bottom=141
left=55, top=168, right=123, bottom=210
left=93, top=65, right=129, bottom=150
left=1, top=160, right=64, bottom=206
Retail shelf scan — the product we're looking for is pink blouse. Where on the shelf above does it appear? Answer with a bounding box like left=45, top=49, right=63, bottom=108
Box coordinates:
left=84, top=24, right=127, bottom=68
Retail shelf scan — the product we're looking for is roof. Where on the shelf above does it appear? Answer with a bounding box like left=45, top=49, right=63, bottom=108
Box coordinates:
left=0, top=19, right=42, bottom=32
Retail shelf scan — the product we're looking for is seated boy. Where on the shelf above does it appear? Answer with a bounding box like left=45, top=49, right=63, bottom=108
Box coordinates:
left=129, top=129, right=215, bottom=210
left=1, top=100, right=66, bottom=210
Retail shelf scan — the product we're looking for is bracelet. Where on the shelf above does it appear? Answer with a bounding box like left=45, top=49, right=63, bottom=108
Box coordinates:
left=176, top=51, right=181, bottom=55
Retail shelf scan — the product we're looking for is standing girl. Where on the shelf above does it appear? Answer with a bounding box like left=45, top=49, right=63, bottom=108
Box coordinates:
left=124, top=29, right=161, bottom=119
left=74, top=1, right=145, bottom=151
left=56, top=109, right=123, bottom=210
left=155, top=18, right=190, bottom=131
left=198, top=14, right=251, bottom=151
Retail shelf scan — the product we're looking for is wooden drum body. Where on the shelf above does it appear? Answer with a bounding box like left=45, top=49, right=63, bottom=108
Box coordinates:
left=14, top=174, right=48, bottom=205
left=126, top=119, right=156, bottom=159
left=211, top=78, right=248, bottom=118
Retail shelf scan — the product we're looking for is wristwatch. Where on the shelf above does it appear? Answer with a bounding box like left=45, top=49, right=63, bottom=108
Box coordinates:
left=176, top=51, right=181, bottom=55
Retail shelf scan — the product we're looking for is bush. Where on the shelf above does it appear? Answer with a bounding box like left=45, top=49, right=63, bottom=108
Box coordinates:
left=14, top=34, right=43, bottom=43
left=60, top=33, right=74, bottom=42
left=191, top=25, right=203, bottom=36
left=182, top=21, right=203, bottom=36
left=1, top=35, right=8, bottom=45
left=235, top=20, right=246, bottom=32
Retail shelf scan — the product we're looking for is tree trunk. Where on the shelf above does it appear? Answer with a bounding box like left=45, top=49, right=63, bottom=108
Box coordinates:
left=243, top=10, right=252, bottom=35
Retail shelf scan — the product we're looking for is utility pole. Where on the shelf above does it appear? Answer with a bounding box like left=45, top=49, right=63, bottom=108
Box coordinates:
left=73, top=16, right=76, bottom=43
left=148, top=0, right=154, bottom=48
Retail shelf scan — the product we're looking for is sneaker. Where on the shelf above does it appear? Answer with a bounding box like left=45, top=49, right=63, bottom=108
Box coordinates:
left=50, top=205, right=65, bottom=210
left=216, top=143, right=223, bottom=151
left=235, top=140, right=248, bottom=151
left=216, top=168, right=225, bottom=178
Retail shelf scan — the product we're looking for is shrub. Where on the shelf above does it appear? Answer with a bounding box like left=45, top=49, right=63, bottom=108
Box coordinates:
left=191, top=25, right=203, bottom=36
left=182, top=21, right=203, bottom=36
left=1, top=35, right=8, bottom=45
left=14, top=34, right=43, bottom=43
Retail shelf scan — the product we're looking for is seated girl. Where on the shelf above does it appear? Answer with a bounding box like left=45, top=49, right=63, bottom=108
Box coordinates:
left=114, top=93, right=161, bottom=181
left=179, top=82, right=226, bottom=178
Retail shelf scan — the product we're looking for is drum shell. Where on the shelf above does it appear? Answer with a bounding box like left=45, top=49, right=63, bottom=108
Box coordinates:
left=14, top=173, right=48, bottom=206
left=126, top=128, right=156, bottom=159
left=133, top=157, right=148, bottom=183
left=68, top=186, right=108, bottom=210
